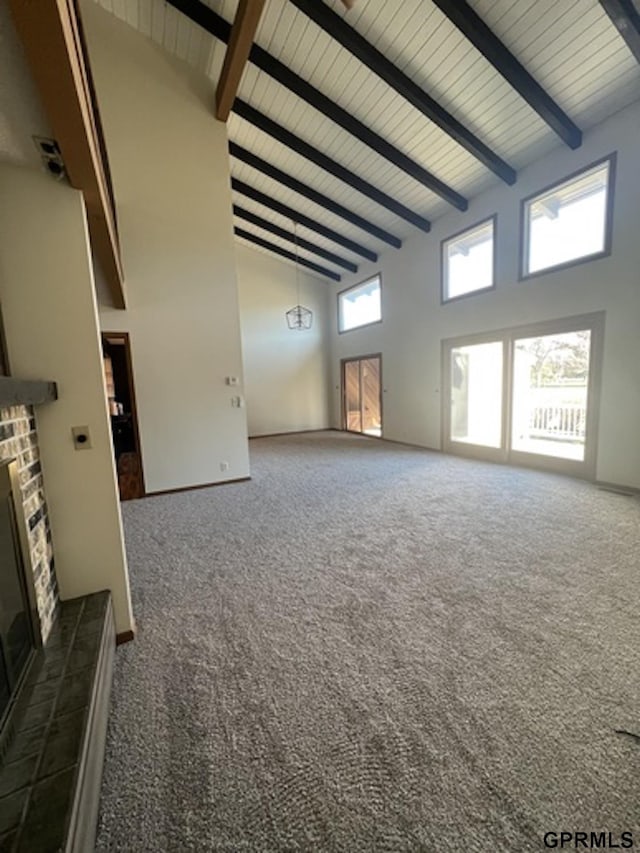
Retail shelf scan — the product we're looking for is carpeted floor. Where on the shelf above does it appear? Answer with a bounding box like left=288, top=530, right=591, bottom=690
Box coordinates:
left=96, top=432, right=640, bottom=852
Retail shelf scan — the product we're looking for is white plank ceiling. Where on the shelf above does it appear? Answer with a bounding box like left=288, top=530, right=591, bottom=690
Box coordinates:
left=92, top=0, right=640, bottom=281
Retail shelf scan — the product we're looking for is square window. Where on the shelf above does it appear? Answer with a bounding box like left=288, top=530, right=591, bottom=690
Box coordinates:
left=442, top=217, right=495, bottom=302
left=522, top=157, right=614, bottom=278
left=338, top=275, right=381, bottom=333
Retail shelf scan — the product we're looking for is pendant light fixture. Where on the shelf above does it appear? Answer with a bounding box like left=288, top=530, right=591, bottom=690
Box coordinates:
left=285, top=221, right=313, bottom=330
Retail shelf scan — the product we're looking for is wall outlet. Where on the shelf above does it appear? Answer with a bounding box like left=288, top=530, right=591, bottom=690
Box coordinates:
left=220, top=461, right=229, bottom=472
left=71, top=426, right=91, bottom=450
left=225, top=376, right=239, bottom=386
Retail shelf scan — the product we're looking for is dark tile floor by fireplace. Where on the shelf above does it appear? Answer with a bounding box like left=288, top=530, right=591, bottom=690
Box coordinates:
left=0, top=592, right=112, bottom=852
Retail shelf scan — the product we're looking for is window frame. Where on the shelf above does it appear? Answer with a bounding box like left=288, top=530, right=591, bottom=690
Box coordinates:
left=337, top=273, right=383, bottom=334
left=519, top=153, right=616, bottom=282
left=441, top=214, right=497, bottom=304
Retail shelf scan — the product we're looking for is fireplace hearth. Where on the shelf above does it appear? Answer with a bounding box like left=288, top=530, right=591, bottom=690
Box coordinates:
left=0, top=591, right=115, bottom=851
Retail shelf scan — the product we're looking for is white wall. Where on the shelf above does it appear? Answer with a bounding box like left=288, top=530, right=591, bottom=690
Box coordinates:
left=0, top=163, right=134, bottom=634
left=329, top=100, right=640, bottom=489
left=236, top=243, right=330, bottom=436
left=83, top=1, right=249, bottom=493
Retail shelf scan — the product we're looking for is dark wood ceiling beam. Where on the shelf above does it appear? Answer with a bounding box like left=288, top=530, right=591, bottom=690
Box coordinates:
left=248, top=42, right=468, bottom=210
left=231, top=178, right=377, bottom=262
left=599, top=0, right=640, bottom=64
left=167, top=0, right=467, bottom=210
left=430, top=0, right=583, bottom=150
left=167, top=0, right=431, bottom=229
left=234, top=227, right=341, bottom=281
left=8, top=0, right=126, bottom=309
left=229, top=142, right=401, bottom=248
left=167, top=0, right=231, bottom=41
left=233, top=205, right=358, bottom=272
left=289, top=0, right=517, bottom=184
left=233, top=100, right=431, bottom=232
left=216, top=0, right=266, bottom=121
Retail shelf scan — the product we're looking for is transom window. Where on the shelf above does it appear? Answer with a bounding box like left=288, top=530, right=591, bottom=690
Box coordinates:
left=442, top=217, right=495, bottom=302
left=338, top=275, right=382, bottom=333
left=522, top=157, right=614, bottom=278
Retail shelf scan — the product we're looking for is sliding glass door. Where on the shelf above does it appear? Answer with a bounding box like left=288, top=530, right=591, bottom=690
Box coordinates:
left=342, top=355, right=382, bottom=437
left=443, top=314, right=602, bottom=477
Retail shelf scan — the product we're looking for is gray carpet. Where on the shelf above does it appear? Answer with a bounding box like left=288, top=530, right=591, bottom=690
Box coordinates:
left=96, top=432, right=640, bottom=852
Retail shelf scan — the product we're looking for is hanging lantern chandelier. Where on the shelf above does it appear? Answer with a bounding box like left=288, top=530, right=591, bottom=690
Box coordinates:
left=286, top=221, right=313, bottom=330
left=285, top=304, right=313, bottom=330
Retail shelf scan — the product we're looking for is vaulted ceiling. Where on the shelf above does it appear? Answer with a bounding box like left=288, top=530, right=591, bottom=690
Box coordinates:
left=92, top=0, right=640, bottom=281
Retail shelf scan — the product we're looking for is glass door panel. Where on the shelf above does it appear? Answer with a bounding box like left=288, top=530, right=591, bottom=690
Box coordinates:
left=511, top=330, right=591, bottom=461
left=450, top=342, right=503, bottom=449
left=344, top=360, right=362, bottom=433
left=360, top=358, right=381, bottom=437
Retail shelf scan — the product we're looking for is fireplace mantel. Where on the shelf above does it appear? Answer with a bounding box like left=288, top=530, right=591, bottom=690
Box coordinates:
left=0, top=376, right=58, bottom=406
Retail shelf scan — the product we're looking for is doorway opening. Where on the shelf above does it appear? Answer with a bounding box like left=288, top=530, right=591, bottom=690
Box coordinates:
left=443, top=313, right=603, bottom=478
left=102, top=332, right=145, bottom=500
left=342, top=354, right=382, bottom=437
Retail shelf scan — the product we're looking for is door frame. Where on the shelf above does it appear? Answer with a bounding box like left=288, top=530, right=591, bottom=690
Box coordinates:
left=341, top=353, right=383, bottom=437
left=102, top=331, right=146, bottom=497
left=442, top=312, right=604, bottom=479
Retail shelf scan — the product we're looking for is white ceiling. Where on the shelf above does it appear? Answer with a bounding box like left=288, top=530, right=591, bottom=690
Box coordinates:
left=7, top=0, right=640, bottom=281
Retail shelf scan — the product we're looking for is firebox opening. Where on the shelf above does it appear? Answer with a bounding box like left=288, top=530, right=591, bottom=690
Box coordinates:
left=0, top=459, right=39, bottom=749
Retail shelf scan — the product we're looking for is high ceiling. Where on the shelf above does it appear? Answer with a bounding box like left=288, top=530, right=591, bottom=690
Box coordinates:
left=89, top=1, right=640, bottom=279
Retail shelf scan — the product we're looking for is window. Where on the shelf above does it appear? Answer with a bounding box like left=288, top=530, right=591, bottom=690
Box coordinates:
left=442, top=217, right=495, bottom=302
left=338, top=275, right=382, bottom=333
left=522, top=156, right=614, bottom=278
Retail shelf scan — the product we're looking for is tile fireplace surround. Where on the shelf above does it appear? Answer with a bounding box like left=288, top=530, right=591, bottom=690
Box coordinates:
left=0, top=378, right=117, bottom=852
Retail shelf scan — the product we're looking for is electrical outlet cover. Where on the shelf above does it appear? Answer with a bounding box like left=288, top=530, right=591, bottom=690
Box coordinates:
left=71, top=426, right=92, bottom=450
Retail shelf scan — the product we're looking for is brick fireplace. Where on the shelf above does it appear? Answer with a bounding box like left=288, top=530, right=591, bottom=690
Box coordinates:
left=0, top=403, right=59, bottom=642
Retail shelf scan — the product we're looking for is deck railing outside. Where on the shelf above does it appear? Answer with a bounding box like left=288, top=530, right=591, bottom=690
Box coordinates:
left=528, top=403, right=586, bottom=441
